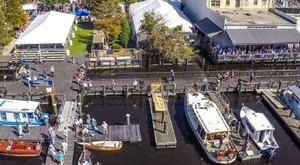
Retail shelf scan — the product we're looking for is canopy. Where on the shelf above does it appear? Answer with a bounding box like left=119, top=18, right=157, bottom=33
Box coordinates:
left=195, top=18, right=222, bottom=38
left=226, top=29, right=300, bottom=45
left=0, top=99, right=40, bottom=113
left=22, top=3, right=38, bottom=11
left=76, top=10, right=90, bottom=17
left=129, top=0, right=192, bottom=34
left=16, top=11, right=75, bottom=45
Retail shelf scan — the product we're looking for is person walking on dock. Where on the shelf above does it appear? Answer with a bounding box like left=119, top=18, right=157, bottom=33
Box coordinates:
left=61, top=140, right=68, bottom=155
left=102, top=121, right=108, bottom=136
left=17, top=122, right=24, bottom=137
left=111, top=80, right=116, bottom=92
left=57, top=151, right=65, bottom=165
left=63, top=127, right=68, bottom=142
left=170, top=70, right=175, bottom=84
left=249, top=71, right=254, bottom=83
left=57, top=112, right=64, bottom=128
left=133, top=79, right=138, bottom=90
left=49, top=144, right=57, bottom=161
left=50, top=65, right=55, bottom=77
left=23, top=121, right=30, bottom=135
left=50, top=128, right=56, bottom=145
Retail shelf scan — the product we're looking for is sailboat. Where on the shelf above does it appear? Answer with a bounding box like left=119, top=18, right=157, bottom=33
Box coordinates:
left=185, top=90, right=238, bottom=164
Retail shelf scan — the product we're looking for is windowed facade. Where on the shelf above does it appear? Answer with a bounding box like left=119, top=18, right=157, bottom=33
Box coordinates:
left=211, top=0, right=221, bottom=7
left=254, top=0, right=258, bottom=5
left=226, top=0, right=230, bottom=6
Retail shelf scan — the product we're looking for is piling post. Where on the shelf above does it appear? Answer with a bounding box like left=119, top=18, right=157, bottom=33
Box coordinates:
left=163, top=121, right=167, bottom=134
left=102, top=84, right=106, bottom=96
left=126, top=84, right=129, bottom=97
left=172, top=83, right=176, bottom=94
left=161, top=112, right=165, bottom=123
left=277, top=79, right=282, bottom=93
left=126, top=114, right=131, bottom=125
left=50, top=93, right=58, bottom=116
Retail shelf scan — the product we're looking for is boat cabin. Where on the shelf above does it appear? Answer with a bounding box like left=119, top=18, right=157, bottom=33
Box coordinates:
left=0, top=99, right=49, bottom=126
left=282, top=85, right=300, bottom=118
left=243, top=111, right=275, bottom=145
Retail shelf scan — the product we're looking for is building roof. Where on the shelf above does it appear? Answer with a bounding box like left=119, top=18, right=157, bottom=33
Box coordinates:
left=15, top=11, right=75, bottom=45
left=244, top=109, right=275, bottom=131
left=194, top=18, right=222, bottom=38
left=187, top=93, right=230, bottom=134
left=0, top=99, right=40, bottom=113
left=226, top=29, right=300, bottom=45
left=129, top=0, right=193, bottom=33
left=213, top=9, right=291, bottom=25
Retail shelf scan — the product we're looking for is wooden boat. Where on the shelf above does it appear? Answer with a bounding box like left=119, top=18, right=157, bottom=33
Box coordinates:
left=0, top=140, right=42, bottom=157
left=78, top=149, right=92, bottom=165
left=78, top=141, right=122, bottom=151
left=185, top=90, right=238, bottom=164
left=240, top=105, right=279, bottom=157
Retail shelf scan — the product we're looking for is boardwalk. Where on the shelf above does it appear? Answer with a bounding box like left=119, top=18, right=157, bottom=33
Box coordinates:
left=0, top=125, right=48, bottom=142
left=259, top=89, right=300, bottom=145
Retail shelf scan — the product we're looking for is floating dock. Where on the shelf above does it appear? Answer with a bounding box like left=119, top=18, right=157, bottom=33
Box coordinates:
left=0, top=125, right=48, bottom=142
left=259, top=89, right=300, bottom=146
left=78, top=124, right=142, bottom=143
left=207, top=91, right=262, bottom=163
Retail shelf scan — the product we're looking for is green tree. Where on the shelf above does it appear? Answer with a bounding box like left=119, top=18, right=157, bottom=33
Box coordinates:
left=5, top=0, right=27, bottom=29
left=0, top=1, right=8, bottom=48
left=120, top=18, right=131, bottom=47
left=93, top=0, right=122, bottom=19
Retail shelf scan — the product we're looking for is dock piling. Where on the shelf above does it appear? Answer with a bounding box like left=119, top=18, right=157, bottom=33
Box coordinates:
left=161, top=112, right=165, bottom=123
left=163, top=121, right=167, bottom=134
left=126, top=114, right=131, bottom=125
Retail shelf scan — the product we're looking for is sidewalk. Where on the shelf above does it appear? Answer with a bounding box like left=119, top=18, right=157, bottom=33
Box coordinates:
left=1, top=39, right=16, bottom=56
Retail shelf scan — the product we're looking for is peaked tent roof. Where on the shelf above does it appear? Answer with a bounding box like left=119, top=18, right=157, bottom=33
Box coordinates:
left=129, top=0, right=192, bottom=33
left=16, top=11, right=75, bottom=45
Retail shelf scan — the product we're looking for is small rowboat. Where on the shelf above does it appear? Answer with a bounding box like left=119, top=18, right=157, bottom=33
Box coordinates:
left=0, top=140, right=42, bottom=157
left=78, top=149, right=92, bottom=165
left=78, top=141, right=122, bottom=151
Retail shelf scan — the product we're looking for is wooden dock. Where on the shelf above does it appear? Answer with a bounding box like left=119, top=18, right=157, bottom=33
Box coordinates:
left=207, top=92, right=262, bottom=163
left=148, top=98, right=177, bottom=148
left=260, top=89, right=300, bottom=145
left=78, top=124, right=142, bottom=143
left=0, top=125, right=48, bottom=142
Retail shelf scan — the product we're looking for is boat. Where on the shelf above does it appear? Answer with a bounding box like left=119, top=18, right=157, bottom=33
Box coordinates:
left=0, top=140, right=42, bottom=157
left=0, top=99, right=49, bottom=126
left=78, top=141, right=122, bottom=151
left=78, top=149, right=92, bottom=165
left=240, top=105, right=279, bottom=157
left=184, top=90, right=238, bottom=164
left=280, top=85, right=300, bottom=118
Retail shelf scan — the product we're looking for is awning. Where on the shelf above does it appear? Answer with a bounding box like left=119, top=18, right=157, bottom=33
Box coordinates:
left=194, top=18, right=222, bottom=38
left=226, top=29, right=300, bottom=45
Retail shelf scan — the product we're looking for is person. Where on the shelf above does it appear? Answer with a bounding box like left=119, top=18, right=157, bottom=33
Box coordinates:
left=36, top=142, right=41, bottom=151
left=82, top=126, right=89, bottom=137
left=102, top=121, right=108, bottom=135
left=43, top=67, right=47, bottom=79
left=224, top=109, right=231, bottom=123
left=17, top=123, right=24, bottom=137
left=219, top=137, right=224, bottom=149
left=49, top=144, right=57, bottom=161
left=133, top=79, right=138, bottom=90
left=61, top=140, right=68, bottom=155
left=50, top=128, right=56, bottom=145
left=23, top=121, right=29, bottom=135
left=57, top=151, right=65, bottom=165
left=170, top=70, right=175, bottom=83
left=138, top=80, right=144, bottom=91
left=249, top=71, right=254, bottom=83
left=63, top=127, right=68, bottom=142
left=91, top=118, right=99, bottom=132
left=203, top=77, right=208, bottom=91
left=50, top=65, right=55, bottom=77
left=111, top=80, right=116, bottom=92
left=57, top=112, right=64, bottom=128
left=87, top=79, right=92, bottom=92
left=71, top=56, right=75, bottom=64
left=73, top=119, right=80, bottom=138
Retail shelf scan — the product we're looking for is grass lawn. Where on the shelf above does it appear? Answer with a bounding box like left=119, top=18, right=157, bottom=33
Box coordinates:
left=68, top=22, right=94, bottom=56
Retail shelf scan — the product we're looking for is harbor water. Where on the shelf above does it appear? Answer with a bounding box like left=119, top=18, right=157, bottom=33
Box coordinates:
left=0, top=93, right=299, bottom=165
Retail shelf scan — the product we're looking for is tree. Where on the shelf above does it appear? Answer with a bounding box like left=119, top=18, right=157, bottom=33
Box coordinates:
left=5, top=0, right=27, bottom=29
left=0, top=1, right=7, bottom=48
left=93, top=0, right=122, bottom=19
left=120, top=18, right=131, bottom=47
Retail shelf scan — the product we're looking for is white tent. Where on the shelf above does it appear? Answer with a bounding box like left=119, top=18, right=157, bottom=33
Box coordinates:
left=129, top=0, right=192, bottom=35
left=22, top=3, right=38, bottom=11
left=15, top=11, right=75, bottom=45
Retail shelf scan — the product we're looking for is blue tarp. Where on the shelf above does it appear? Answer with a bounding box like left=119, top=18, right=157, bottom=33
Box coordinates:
left=76, top=10, right=90, bottom=17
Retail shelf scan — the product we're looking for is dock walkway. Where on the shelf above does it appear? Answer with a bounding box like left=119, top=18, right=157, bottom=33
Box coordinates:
left=148, top=98, right=177, bottom=148
left=260, top=89, right=300, bottom=145
left=207, top=92, right=262, bottom=163
left=78, top=125, right=142, bottom=143
left=0, top=125, right=48, bottom=142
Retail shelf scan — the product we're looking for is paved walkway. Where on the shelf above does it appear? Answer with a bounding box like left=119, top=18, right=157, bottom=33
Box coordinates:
left=1, top=39, right=16, bottom=56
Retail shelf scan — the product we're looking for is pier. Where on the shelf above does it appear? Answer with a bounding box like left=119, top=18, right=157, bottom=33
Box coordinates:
left=206, top=92, right=262, bottom=163
left=259, top=89, right=300, bottom=145
left=0, top=125, right=48, bottom=142
left=148, top=83, right=177, bottom=148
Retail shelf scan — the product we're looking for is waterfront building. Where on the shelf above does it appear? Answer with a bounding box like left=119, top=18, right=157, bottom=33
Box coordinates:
left=182, top=0, right=300, bottom=63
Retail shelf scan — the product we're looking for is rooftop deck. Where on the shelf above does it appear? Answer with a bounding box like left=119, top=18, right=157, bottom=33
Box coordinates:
left=213, top=9, right=291, bottom=25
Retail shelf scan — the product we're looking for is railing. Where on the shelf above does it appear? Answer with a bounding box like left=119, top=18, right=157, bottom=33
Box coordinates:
left=217, top=52, right=300, bottom=63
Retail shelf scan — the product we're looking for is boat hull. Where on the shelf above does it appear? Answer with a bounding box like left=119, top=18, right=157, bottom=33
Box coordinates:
left=0, top=140, right=41, bottom=157
left=78, top=141, right=122, bottom=151
left=184, top=95, right=236, bottom=164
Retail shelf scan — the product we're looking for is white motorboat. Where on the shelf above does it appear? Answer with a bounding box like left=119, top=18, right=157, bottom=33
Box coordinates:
left=280, top=85, right=300, bottom=118
left=185, top=90, right=237, bottom=164
left=240, top=105, right=279, bottom=157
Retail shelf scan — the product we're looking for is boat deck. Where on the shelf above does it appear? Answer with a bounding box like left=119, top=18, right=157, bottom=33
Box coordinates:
left=0, top=125, right=48, bottom=142
left=207, top=92, right=262, bottom=163
left=77, top=125, right=142, bottom=143
left=148, top=98, right=177, bottom=148
left=260, top=89, right=300, bottom=146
